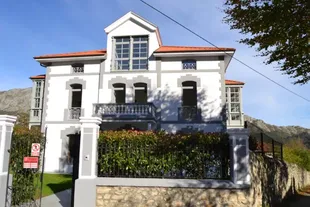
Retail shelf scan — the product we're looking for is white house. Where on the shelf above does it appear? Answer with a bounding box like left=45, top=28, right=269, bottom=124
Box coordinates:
left=29, top=12, right=245, bottom=173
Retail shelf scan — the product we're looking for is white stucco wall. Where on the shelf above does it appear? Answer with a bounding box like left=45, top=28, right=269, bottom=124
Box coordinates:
left=160, top=71, right=222, bottom=121
left=161, top=57, right=221, bottom=71
left=44, top=123, right=80, bottom=173
left=45, top=64, right=100, bottom=122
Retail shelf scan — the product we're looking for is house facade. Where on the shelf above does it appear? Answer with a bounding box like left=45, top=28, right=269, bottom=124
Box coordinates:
left=29, top=12, right=245, bottom=173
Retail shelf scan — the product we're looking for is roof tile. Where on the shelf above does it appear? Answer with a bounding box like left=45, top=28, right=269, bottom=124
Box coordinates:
left=34, top=49, right=106, bottom=59
left=225, top=80, right=245, bottom=85
left=154, top=46, right=235, bottom=53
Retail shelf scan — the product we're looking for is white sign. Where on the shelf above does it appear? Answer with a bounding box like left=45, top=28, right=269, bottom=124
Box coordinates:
left=31, top=143, right=40, bottom=157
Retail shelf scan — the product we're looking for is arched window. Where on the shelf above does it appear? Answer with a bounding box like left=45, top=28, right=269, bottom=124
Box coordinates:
left=180, top=81, right=198, bottom=121
left=70, top=84, right=82, bottom=119
left=134, top=82, right=147, bottom=104
left=182, top=60, right=196, bottom=70
left=182, top=81, right=197, bottom=106
left=113, top=83, right=126, bottom=104
left=71, top=84, right=82, bottom=107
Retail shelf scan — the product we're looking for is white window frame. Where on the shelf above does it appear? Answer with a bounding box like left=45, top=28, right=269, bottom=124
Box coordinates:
left=112, top=36, right=149, bottom=71
left=226, top=86, right=243, bottom=126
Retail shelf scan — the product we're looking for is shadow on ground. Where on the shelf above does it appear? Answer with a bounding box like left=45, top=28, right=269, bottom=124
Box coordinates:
left=47, top=181, right=72, bottom=207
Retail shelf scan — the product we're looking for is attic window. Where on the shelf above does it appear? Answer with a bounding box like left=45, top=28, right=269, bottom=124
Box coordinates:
left=72, top=63, right=84, bottom=73
left=182, top=60, right=196, bottom=70
left=113, top=36, right=148, bottom=70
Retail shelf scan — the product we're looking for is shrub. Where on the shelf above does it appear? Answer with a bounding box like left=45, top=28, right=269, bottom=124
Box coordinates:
left=97, top=130, right=230, bottom=179
left=283, top=139, right=310, bottom=171
left=10, top=126, right=44, bottom=205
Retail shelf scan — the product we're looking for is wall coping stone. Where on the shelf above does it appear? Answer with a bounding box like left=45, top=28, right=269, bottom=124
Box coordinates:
left=95, top=178, right=250, bottom=189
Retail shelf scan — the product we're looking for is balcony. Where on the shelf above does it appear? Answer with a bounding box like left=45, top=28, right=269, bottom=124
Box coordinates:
left=93, top=103, right=157, bottom=121
left=178, top=106, right=201, bottom=122
left=68, top=107, right=81, bottom=120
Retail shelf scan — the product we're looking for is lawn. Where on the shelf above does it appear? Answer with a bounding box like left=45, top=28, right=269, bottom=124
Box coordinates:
left=35, top=173, right=72, bottom=198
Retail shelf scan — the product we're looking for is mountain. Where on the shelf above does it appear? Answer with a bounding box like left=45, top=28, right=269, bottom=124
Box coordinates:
left=244, top=115, right=310, bottom=146
left=0, top=88, right=32, bottom=115
left=0, top=88, right=309, bottom=145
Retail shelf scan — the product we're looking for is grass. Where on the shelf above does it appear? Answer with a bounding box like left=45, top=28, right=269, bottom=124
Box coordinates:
left=35, top=173, right=72, bottom=198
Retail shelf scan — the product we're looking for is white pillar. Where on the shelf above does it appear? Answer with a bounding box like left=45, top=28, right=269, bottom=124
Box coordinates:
left=227, top=128, right=250, bottom=186
left=75, top=116, right=101, bottom=207
left=78, top=117, right=102, bottom=178
left=0, top=115, right=17, bottom=207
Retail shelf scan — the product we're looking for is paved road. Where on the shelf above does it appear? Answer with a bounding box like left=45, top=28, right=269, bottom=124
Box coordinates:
left=40, top=189, right=71, bottom=207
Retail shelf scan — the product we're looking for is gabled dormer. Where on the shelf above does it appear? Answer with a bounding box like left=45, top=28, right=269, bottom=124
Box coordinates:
left=104, top=12, right=162, bottom=72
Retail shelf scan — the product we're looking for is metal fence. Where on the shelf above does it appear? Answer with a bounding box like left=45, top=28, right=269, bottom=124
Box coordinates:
left=245, top=121, right=283, bottom=160
left=97, top=140, right=230, bottom=179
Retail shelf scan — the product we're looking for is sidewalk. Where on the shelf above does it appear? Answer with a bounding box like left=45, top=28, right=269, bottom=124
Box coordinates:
left=40, top=189, right=71, bottom=207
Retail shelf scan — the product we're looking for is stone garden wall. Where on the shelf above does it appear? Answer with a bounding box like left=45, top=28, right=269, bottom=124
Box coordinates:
left=96, top=152, right=310, bottom=207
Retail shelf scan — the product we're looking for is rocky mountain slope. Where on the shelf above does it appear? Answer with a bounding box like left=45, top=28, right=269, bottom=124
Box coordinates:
left=245, top=115, right=310, bottom=145
left=0, top=88, right=32, bottom=114
left=0, top=88, right=309, bottom=145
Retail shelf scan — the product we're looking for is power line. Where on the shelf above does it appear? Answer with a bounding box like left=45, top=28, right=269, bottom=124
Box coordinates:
left=139, top=0, right=310, bottom=103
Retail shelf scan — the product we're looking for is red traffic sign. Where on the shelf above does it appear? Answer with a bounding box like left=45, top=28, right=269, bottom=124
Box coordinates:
left=31, top=143, right=40, bottom=157
left=23, top=157, right=39, bottom=169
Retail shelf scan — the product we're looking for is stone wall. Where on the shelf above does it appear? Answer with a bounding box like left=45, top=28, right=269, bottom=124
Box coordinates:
left=96, top=153, right=310, bottom=207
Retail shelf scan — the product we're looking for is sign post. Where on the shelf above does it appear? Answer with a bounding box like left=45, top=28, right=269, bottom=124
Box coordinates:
left=31, top=143, right=40, bottom=157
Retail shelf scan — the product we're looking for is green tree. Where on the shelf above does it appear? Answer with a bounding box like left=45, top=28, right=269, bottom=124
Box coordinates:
left=223, top=0, right=310, bottom=84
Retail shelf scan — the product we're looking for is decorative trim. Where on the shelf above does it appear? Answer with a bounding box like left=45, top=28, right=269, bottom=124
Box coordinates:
left=132, top=75, right=151, bottom=88
left=156, top=58, right=161, bottom=87
left=219, top=60, right=227, bottom=130
left=108, top=76, right=131, bottom=89
left=94, top=178, right=250, bottom=189
left=64, top=78, right=86, bottom=121
left=104, top=69, right=220, bottom=74
left=60, top=126, right=80, bottom=173
left=41, top=67, right=51, bottom=133
left=99, top=61, right=105, bottom=89
left=65, top=78, right=86, bottom=90
left=49, top=73, right=99, bottom=77
left=177, top=74, right=201, bottom=87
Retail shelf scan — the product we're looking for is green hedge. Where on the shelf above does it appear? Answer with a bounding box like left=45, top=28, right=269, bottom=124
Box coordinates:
left=10, top=126, right=44, bottom=205
left=97, top=130, right=230, bottom=179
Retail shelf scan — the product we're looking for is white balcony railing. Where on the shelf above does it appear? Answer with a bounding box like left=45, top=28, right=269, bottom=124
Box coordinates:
left=93, top=103, right=157, bottom=120
left=68, top=107, right=81, bottom=120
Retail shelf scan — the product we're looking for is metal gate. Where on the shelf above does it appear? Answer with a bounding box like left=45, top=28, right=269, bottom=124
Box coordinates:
left=5, top=128, right=46, bottom=207
left=69, top=133, right=80, bottom=207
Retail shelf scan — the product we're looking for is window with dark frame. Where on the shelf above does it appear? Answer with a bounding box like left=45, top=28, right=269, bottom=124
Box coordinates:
left=72, top=63, right=84, bottom=73
left=182, top=60, right=197, bottom=70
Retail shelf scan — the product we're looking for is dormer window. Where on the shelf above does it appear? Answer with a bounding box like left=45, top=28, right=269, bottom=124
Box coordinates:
left=182, top=60, right=196, bottom=70
left=113, top=36, right=148, bottom=70
left=72, top=63, right=84, bottom=73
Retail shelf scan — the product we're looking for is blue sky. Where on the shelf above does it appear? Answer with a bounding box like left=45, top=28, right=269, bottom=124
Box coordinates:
left=0, top=0, right=309, bottom=127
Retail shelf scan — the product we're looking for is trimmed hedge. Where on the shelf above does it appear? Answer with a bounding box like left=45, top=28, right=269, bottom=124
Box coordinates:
left=10, top=126, right=44, bottom=205
left=97, top=130, right=230, bottom=179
